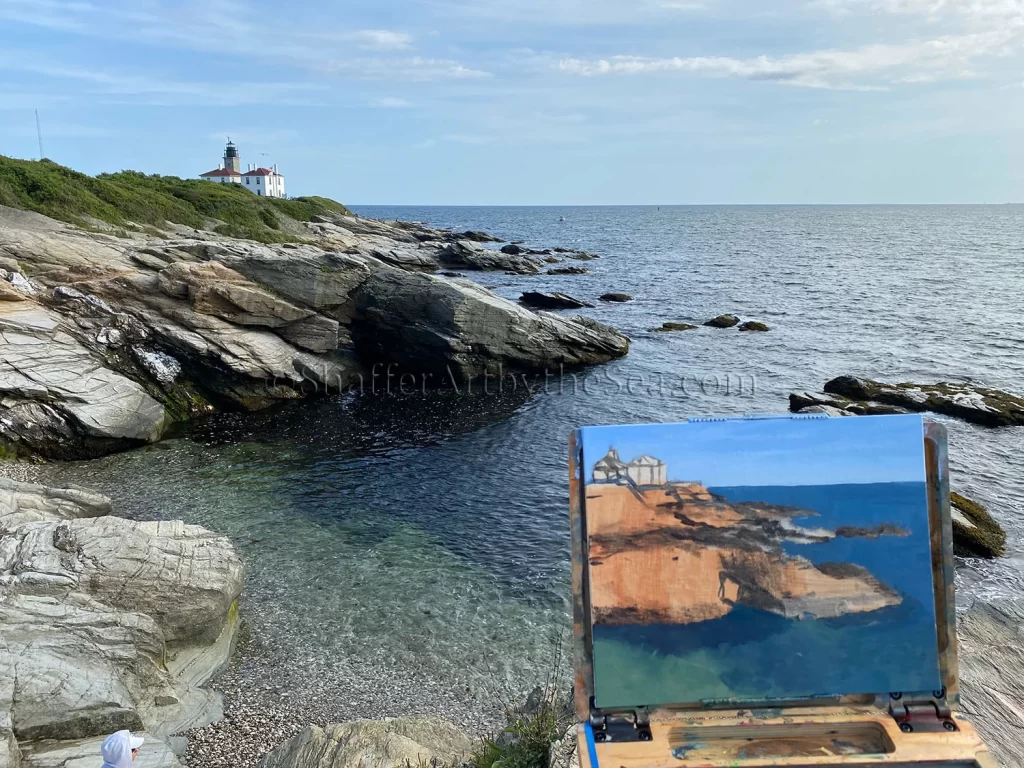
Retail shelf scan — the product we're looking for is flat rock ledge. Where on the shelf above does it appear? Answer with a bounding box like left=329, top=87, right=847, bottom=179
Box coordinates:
left=0, top=208, right=629, bottom=460
left=259, top=718, right=473, bottom=768
left=790, top=376, right=1024, bottom=427
left=0, top=477, right=244, bottom=768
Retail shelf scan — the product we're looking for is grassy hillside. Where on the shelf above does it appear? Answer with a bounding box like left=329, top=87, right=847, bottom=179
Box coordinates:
left=0, top=155, right=351, bottom=243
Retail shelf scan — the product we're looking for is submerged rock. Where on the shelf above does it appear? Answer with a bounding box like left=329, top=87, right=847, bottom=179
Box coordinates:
left=519, top=292, right=594, bottom=310
left=599, top=293, right=632, bottom=302
left=259, top=718, right=472, bottom=768
left=950, top=492, right=1006, bottom=559
left=703, top=314, right=740, bottom=328
left=651, top=322, right=697, bottom=332
left=823, top=376, right=1024, bottom=427
left=737, top=320, right=770, bottom=332
left=546, top=266, right=588, bottom=275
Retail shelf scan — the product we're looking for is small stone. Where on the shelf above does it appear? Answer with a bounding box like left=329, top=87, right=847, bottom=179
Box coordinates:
left=737, top=320, right=770, bottom=332
left=599, top=293, right=632, bottom=303
left=96, top=327, right=124, bottom=346
left=652, top=322, right=697, bottom=332
left=703, top=314, right=740, bottom=328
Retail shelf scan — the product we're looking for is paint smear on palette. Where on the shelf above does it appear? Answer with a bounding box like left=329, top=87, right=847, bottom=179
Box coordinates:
left=579, top=414, right=941, bottom=708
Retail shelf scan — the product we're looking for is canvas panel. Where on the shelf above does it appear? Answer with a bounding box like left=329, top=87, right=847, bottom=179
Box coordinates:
left=578, top=414, right=941, bottom=709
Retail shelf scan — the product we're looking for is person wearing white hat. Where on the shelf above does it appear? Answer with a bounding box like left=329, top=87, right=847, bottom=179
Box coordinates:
left=101, top=730, right=144, bottom=768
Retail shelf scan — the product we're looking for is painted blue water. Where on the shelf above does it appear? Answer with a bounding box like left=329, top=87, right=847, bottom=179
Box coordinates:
left=712, top=482, right=937, bottom=608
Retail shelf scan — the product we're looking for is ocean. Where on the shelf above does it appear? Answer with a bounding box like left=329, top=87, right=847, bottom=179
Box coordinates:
left=37, top=205, right=1024, bottom=726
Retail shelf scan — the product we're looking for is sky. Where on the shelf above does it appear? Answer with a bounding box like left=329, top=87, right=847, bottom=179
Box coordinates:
left=580, top=413, right=927, bottom=486
left=1, top=0, right=1023, bottom=205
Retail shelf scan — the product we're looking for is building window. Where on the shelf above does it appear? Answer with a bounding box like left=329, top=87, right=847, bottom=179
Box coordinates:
left=257, top=189, right=262, bottom=195
left=246, top=178, right=250, bottom=185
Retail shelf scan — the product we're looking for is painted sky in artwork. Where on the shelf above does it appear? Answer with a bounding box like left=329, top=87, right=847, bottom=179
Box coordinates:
left=580, top=414, right=926, bottom=488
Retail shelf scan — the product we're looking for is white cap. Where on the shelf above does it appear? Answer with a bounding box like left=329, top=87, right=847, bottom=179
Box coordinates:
left=130, top=734, right=145, bottom=750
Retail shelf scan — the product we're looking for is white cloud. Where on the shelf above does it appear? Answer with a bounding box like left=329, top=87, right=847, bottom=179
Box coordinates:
left=355, top=30, right=414, bottom=50
left=0, top=0, right=482, bottom=83
left=320, top=57, right=490, bottom=81
left=559, top=24, right=1023, bottom=89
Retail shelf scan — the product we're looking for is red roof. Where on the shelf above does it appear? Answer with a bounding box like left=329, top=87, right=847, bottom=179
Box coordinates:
left=242, top=167, right=278, bottom=176
left=200, top=168, right=241, bottom=177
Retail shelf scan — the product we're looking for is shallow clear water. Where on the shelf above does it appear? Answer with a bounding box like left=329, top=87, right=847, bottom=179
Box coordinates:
left=37, top=205, right=1024, bottom=721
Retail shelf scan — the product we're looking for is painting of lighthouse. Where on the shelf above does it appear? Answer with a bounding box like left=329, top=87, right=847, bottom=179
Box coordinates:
left=578, top=415, right=941, bottom=708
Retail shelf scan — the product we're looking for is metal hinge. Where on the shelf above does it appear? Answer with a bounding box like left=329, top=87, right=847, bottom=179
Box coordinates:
left=889, top=688, right=959, bottom=734
left=589, top=705, right=652, bottom=743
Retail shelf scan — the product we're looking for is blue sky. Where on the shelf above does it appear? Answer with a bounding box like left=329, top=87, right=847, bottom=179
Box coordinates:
left=580, top=414, right=927, bottom=486
left=2, top=0, right=1023, bottom=204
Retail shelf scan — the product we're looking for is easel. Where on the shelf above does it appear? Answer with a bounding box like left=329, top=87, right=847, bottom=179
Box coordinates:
left=568, top=418, right=996, bottom=767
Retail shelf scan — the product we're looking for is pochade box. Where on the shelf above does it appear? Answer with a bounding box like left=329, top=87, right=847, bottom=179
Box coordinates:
left=568, top=414, right=996, bottom=768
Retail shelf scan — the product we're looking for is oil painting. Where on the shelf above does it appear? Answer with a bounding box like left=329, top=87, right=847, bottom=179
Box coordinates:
left=579, top=414, right=941, bottom=709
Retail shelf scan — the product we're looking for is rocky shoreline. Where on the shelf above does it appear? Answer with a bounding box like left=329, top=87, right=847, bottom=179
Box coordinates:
left=0, top=206, right=627, bottom=461
left=4, top=205, right=1024, bottom=768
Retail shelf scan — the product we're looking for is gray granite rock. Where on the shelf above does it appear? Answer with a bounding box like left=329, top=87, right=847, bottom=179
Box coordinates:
left=0, top=479, right=243, bottom=760
left=352, top=270, right=627, bottom=379
left=259, top=718, right=472, bottom=768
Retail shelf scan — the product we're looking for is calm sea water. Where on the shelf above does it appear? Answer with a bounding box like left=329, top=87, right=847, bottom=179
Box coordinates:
left=37, top=205, right=1024, bottom=724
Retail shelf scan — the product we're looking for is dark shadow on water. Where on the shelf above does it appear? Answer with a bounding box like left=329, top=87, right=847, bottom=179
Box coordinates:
left=181, top=386, right=536, bottom=460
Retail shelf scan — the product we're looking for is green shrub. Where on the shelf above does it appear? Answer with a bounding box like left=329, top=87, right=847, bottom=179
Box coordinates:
left=0, top=155, right=351, bottom=244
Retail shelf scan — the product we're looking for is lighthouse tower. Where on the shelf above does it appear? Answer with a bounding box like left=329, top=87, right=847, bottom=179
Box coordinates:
left=222, top=139, right=241, bottom=173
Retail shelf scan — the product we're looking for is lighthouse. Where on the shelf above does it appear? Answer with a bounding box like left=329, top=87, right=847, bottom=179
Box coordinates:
left=222, top=139, right=240, bottom=173
left=199, top=139, right=286, bottom=197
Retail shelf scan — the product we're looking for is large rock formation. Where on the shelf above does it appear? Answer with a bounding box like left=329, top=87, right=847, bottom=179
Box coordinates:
left=259, top=718, right=473, bottom=768
left=0, top=208, right=628, bottom=459
left=0, top=477, right=244, bottom=766
left=800, top=376, right=1024, bottom=427
left=355, top=277, right=626, bottom=379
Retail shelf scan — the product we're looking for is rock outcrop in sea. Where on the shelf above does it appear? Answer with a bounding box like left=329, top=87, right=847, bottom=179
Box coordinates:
left=0, top=476, right=244, bottom=768
left=703, top=314, right=740, bottom=328
left=519, top=292, right=595, bottom=310
left=790, top=376, right=1024, bottom=427
left=0, top=207, right=628, bottom=460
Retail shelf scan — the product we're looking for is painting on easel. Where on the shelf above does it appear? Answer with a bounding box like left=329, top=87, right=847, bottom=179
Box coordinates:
left=579, top=414, right=941, bottom=709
